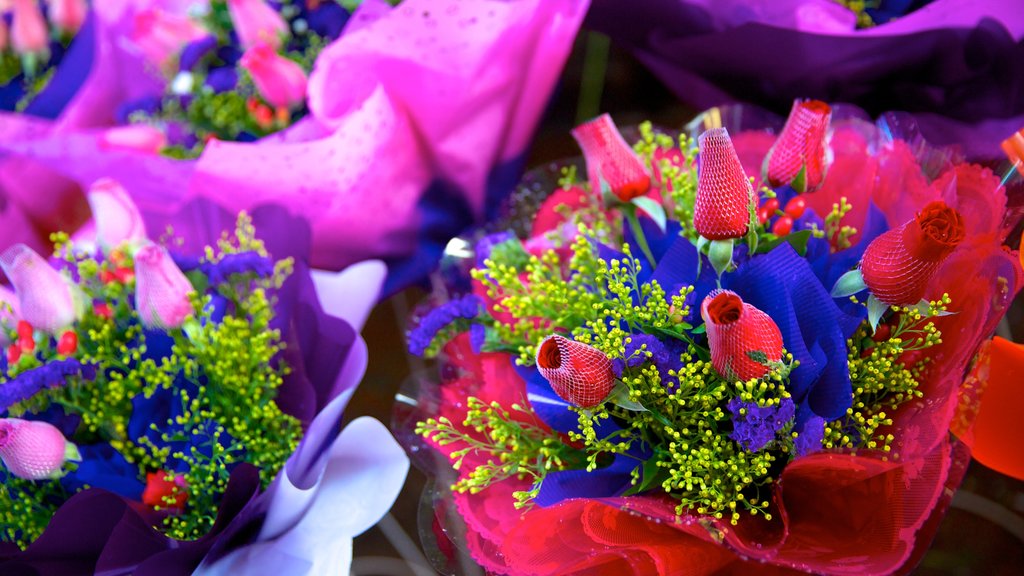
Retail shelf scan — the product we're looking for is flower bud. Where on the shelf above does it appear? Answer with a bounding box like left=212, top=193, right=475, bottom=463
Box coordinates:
left=240, top=42, right=308, bottom=110
left=134, top=244, right=194, bottom=329
left=99, top=125, right=168, bottom=154
left=143, top=470, right=188, bottom=510
left=765, top=99, right=832, bottom=192
left=87, top=178, right=148, bottom=252
left=46, top=0, right=88, bottom=36
left=227, top=0, right=289, bottom=51
left=702, top=290, right=783, bottom=382
left=131, top=8, right=207, bottom=71
left=0, top=244, right=79, bottom=335
left=535, top=335, right=614, bottom=408
left=860, top=201, right=965, bottom=305
left=694, top=128, right=754, bottom=240
left=0, top=17, right=9, bottom=52
left=12, top=0, right=50, bottom=57
left=571, top=114, right=651, bottom=202
left=0, top=418, right=74, bottom=480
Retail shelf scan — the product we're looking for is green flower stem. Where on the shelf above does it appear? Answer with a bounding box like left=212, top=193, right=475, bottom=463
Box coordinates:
left=623, top=206, right=658, bottom=269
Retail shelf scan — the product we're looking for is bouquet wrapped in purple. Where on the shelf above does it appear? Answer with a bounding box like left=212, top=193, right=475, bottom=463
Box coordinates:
left=0, top=179, right=408, bottom=575
left=0, top=0, right=589, bottom=293
left=585, top=0, right=1024, bottom=157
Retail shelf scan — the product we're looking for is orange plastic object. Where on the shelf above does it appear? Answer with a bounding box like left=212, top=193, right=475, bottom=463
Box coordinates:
left=1002, top=129, right=1024, bottom=177
left=970, top=336, right=1024, bottom=480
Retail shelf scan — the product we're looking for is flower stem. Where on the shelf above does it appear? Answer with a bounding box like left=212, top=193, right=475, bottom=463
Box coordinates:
left=624, top=208, right=657, bottom=269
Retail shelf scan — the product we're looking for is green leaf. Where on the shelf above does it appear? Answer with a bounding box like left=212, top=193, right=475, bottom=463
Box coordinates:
left=708, top=238, right=734, bottom=277
left=622, top=457, right=667, bottom=496
left=746, top=350, right=768, bottom=364
left=609, top=382, right=648, bottom=412
left=631, top=196, right=667, bottom=233
left=830, top=268, right=867, bottom=298
left=691, top=324, right=706, bottom=335
left=791, top=166, right=807, bottom=194
left=867, top=294, right=889, bottom=333
left=755, top=230, right=812, bottom=256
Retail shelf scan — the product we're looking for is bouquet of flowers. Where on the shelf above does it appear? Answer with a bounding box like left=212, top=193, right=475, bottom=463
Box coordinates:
left=0, top=0, right=589, bottom=293
left=585, top=0, right=1024, bottom=158
left=401, top=101, right=1023, bottom=574
left=0, top=180, right=408, bottom=575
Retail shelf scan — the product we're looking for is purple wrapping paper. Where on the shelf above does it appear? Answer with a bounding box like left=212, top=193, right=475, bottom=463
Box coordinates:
left=585, top=0, right=1024, bottom=157
left=0, top=0, right=590, bottom=293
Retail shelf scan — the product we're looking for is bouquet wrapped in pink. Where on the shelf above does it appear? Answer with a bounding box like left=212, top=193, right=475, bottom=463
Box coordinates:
left=398, top=102, right=1024, bottom=574
left=584, top=0, right=1024, bottom=158
left=0, top=181, right=408, bottom=575
left=0, top=0, right=589, bottom=293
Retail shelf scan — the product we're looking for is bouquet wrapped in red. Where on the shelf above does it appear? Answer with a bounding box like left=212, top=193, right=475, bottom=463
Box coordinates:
left=398, top=102, right=1024, bottom=575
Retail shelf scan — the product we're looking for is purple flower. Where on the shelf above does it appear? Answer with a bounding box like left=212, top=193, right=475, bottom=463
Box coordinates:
left=407, top=294, right=482, bottom=356
left=727, top=396, right=796, bottom=452
left=205, top=67, right=240, bottom=93
left=795, top=416, right=826, bottom=457
left=179, top=35, right=219, bottom=72
left=0, top=359, right=98, bottom=413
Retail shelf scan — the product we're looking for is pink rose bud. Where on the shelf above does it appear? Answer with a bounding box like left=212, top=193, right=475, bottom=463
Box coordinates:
left=0, top=17, right=9, bottom=52
left=11, top=0, right=50, bottom=57
left=46, top=0, right=87, bottom=35
left=99, top=125, right=168, bottom=154
left=571, top=114, right=651, bottom=202
left=134, top=244, right=194, bottom=329
left=131, top=8, right=207, bottom=70
left=87, top=178, right=148, bottom=251
left=0, top=418, right=75, bottom=480
left=0, top=244, right=79, bottom=335
left=240, top=41, right=307, bottom=110
left=535, top=334, right=615, bottom=408
left=227, top=0, right=289, bottom=51
left=702, top=290, right=784, bottom=382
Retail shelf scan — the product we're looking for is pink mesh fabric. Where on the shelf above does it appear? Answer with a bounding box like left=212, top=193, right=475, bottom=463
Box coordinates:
left=0, top=419, right=69, bottom=480
left=87, top=178, right=148, bottom=250
left=0, top=244, right=78, bottom=334
left=766, top=100, right=831, bottom=191
left=572, top=113, right=651, bottom=202
left=535, top=334, right=614, bottom=407
left=133, top=244, right=194, bottom=330
left=694, top=128, right=754, bottom=240
left=701, top=290, right=783, bottom=382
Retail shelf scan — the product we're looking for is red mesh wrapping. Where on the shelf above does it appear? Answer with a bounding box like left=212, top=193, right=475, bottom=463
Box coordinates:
left=694, top=128, right=754, bottom=240
left=701, top=290, right=783, bottom=382
left=572, top=114, right=651, bottom=202
left=536, top=334, right=614, bottom=407
left=766, top=100, right=831, bottom=192
left=860, top=201, right=965, bottom=305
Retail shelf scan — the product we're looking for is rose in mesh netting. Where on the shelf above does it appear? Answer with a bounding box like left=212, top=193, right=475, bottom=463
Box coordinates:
left=701, top=289, right=783, bottom=382
left=694, top=128, right=753, bottom=240
left=860, top=201, right=965, bottom=305
left=572, top=113, right=652, bottom=202
left=765, top=99, right=831, bottom=192
left=535, top=334, right=614, bottom=408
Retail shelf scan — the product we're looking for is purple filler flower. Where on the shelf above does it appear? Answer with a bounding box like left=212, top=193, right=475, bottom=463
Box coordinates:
left=727, top=396, right=796, bottom=452
left=0, top=358, right=97, bottom=413
left=407, top=294, right=482, bottom=356
left=795, top=416, right=826, bottom=457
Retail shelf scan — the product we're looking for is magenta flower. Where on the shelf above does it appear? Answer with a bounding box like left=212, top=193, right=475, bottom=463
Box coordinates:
left=11, top=0, right=49, bottom=57
left=227, top=0, right=289, bottom=51
left=46, top=0, right=88, bottom=36
left=240, top=42, right=308, bottom=110
left=133, top=243, right=194, bottom=330
left=0, top=244, right=79, bottom=334
left=87, top=178, right=148, bottom=252
left=0, top=418, right=76, bottom=480
left=130, top=7, right=208, bottom=71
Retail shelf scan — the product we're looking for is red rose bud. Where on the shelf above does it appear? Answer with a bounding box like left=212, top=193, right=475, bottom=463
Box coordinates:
left=57, top=331, right=78, bottom=356
left=143, top=471, right=188, bottom=510
left=694, top=128, right=754, bottom=240
left=535, top=335, right=614, bottom=408
left=0, top=419, right=74, bottom=480
left=701, top=290, right=783, bottom=382
left=571, top=114, right=651, bottom=202
left=766, top=100, right=831, bottom=192
left=94, top=302, right=113, bottom=319
left=6, top=344, right=20, bottom=364
left=860, top=201, right=965, bottom=305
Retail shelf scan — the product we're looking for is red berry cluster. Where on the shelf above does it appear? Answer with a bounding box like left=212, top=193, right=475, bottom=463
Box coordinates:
left=756, top=195, right=807, bottom=237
